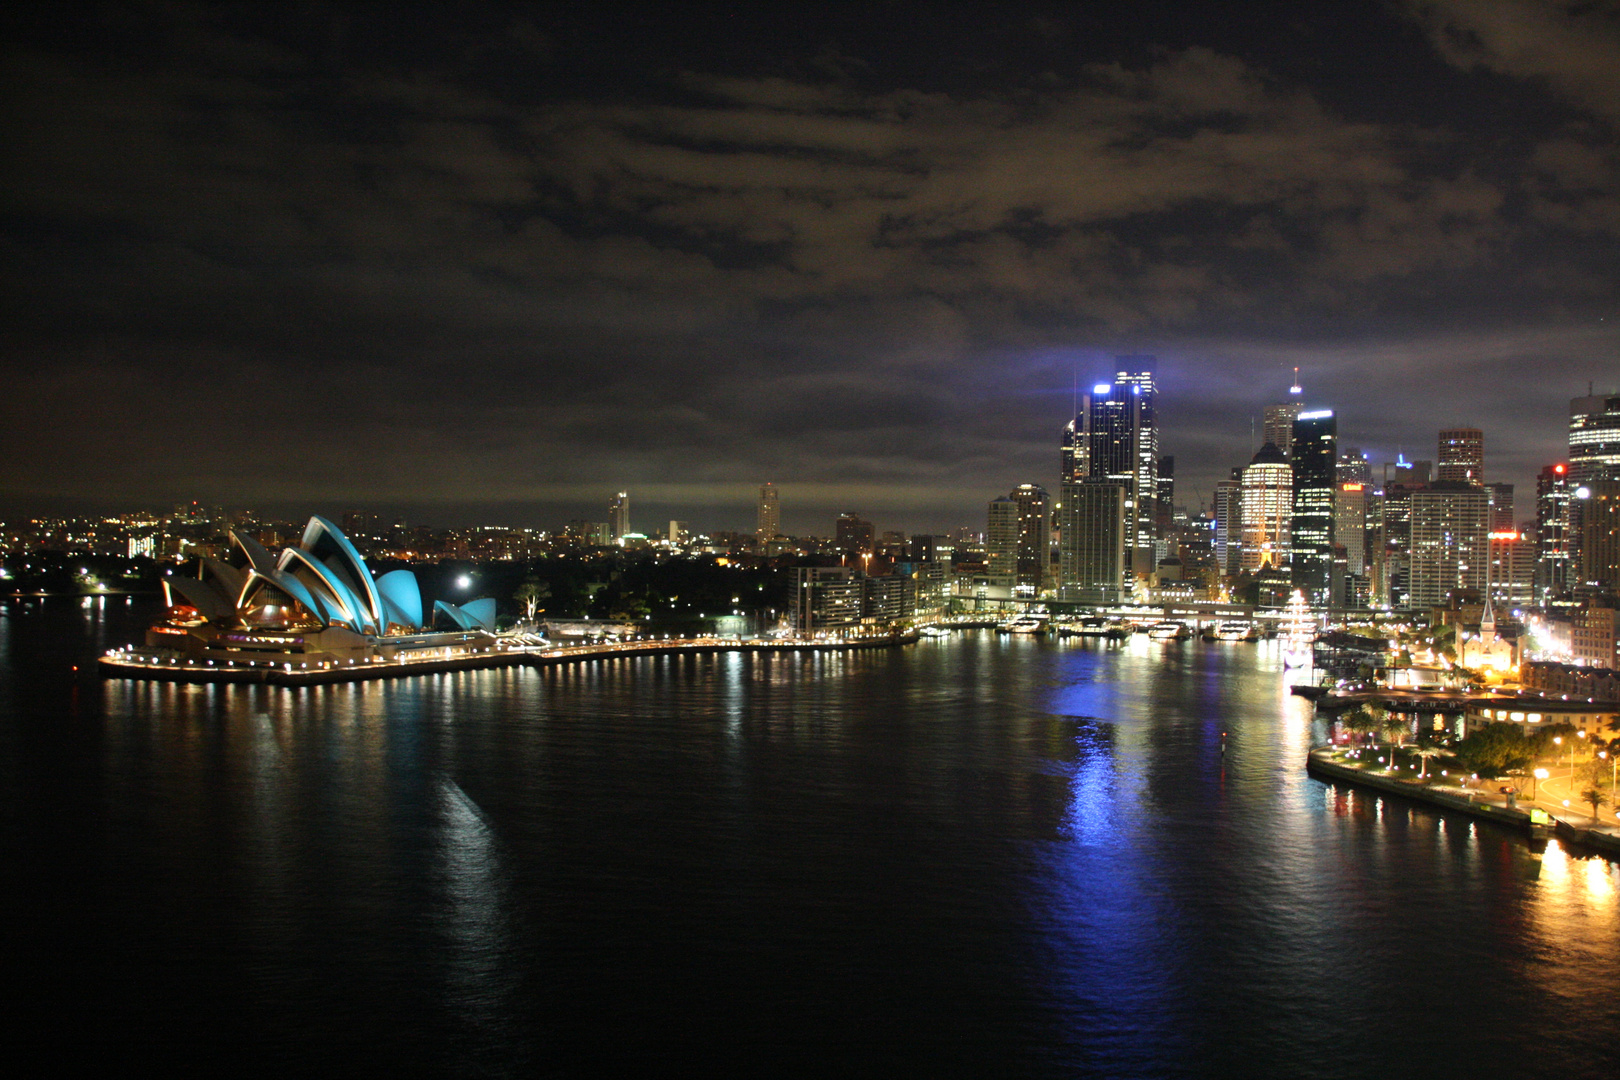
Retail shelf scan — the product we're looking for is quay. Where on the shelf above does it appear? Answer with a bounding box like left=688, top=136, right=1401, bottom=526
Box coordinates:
left=1307, top=746, right=1620, bottom=861
left=98, top=632, right=919, bottom=686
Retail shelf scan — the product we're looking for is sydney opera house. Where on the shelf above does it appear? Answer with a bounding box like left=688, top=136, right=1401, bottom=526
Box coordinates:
left=132, top=516, right=502, bottom=669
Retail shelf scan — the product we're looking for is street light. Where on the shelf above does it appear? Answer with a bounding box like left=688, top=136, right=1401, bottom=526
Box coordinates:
left=1533, top=768, right=1548, bottom=800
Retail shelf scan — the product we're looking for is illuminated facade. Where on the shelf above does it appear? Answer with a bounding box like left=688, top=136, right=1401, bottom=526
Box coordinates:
left=1240, top=443, right=1291, bottom=573
left=756, top=483, right=780, bottom=544
left=1408, top=483, right=1489, bottom=609
left=1072, top=356, right=1158, bottom=578
left=1058, top=479, right=1127, bottom=604
left=609, top=492, right=631, bottom=542
left=1535, top=464, right=1574, bottom=602
left=1437, top=427, right=1484, bottom=483
left=144, top=516, right=499, bottom=666
left=1569, top=394, right=1620, bottom=484
left=1578, top=479, right=1620, bottom=591
left=1290, top=409, right=1337, bottom=605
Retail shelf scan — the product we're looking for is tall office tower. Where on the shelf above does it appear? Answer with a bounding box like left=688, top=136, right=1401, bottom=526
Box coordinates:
left=1291, top=410, right=1338, bottom=605
left=1156, top=455, right=1175, bottom=535
left=1487, top=483, right=1514, bottom=533
left=988, top=484, right=1051, bottom=593
left=1263, top=371, right=1305, bottom=457
left=1334, top=482, right=1368, bottom=580
left=986, top=497, right=1021, bottom=584
left=1264, top=404, right=1301, bottom=458
left=1058, top=479, right=1127, bottom=604
left=1061, top=415, right=1087, bottom=482
left=1489, top=531, right=1536, bottom=610
left=1578, top=480, right=1620, bottom=590
left=756, top=483, right=780, bottom=543
left=1082, top=356, right=1158, bottom=578
left=1408, top=483, right=1490, bottom=609
left=609, top=491, right=630, bottom=542
left=1336, top=448, right=1372, bottom=486
left=1214, top=475, right=1243, bottom=577
left=1536, top=464, right=1574, bottom=601
left=1240, top=443, right=1292, bottom=572
left=1569, top=393, right=1620, bottom=483
left=1437, top=428, right=1485, bottom=483
left=835, top=512, right=874, bottom=557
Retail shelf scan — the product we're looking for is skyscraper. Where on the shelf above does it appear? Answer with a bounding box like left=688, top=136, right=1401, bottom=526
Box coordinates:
left=1240, top=443, right=1291, bottom=573
left=1569, top=394, right=1620, bottom=483
left=1058, top=479, right=1127, bottom=603
left=1578, top=479, right=1620, bottom=591
left=609, top=491, right=630, bottom=542
left=756, top=483, right=780, bottom=544
left=1437, top=428, right=1484, bottom=483
left=1214, top=474, right=1242, bottom=577
left=1409, top=483, right=1490, bottom=609
left=1487, top=483, right=1514, bottom=533
left=1070, top=356, right=1158, bottom=579
left=1536, top=464, right=1574, bottom=601
left=1291, top=410, right=1337, bottom=605
left=986, top=497, right=1020, bottom=584
left=989, top=485, right=1050, bottom=593
left=835, top=512, right=874, bottom=557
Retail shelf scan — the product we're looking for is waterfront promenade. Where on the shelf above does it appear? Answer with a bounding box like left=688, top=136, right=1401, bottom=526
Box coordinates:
left=1308, top=745, right=1620, bottom=860
left=98, top=631, right=918, bottom=685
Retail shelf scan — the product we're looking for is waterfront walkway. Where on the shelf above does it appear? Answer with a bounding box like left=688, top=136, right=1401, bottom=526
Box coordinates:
left=1307, top=746, right=1620, bottom=860
left=99, top=632, right=918, bottom=686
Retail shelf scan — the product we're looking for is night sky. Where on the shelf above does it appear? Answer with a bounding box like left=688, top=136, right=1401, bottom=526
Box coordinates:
left=4, top=1, right=1618, bottom=534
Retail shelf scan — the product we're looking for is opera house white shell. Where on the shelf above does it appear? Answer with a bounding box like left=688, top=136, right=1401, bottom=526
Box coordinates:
left=147, top=516, right=501, bottom=667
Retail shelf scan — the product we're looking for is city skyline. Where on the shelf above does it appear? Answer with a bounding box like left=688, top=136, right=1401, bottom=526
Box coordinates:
left=3, top=3, right=1619, bottom=530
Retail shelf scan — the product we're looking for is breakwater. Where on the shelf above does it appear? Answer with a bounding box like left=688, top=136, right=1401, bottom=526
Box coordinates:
left=98, top=632, right=919, bottom=686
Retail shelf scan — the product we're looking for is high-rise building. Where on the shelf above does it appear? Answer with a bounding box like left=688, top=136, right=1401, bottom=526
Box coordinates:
left=1536, top=464, right=1575, bottom=602
left=1437, top=428, right=1484, bottom=484
left=1058, top=479, right=1127, bottom=604
left=1334, top=482, right=1368, bottom=580
left=1156, top=455, right=1175, bottom=537
left=609, top=492, right=630, bottom=542
left=1578, top=479, right=1620, bottom=591
left=1487, top=483, right=1514, bottom=533
left=1291, top=410, right=1338, bottom=605
left=1336, top=448, right=1372, bottom=486
left=1240, top=443, right=1291, bottom=573
left=1489, top=529, right=1536, bottom=610
left=986, top=497, right=1020, bottom=584
left=835, top=512, right=874, bottom=557
left=1263, top=373, right=1304, bottom=457
left=1061, top=416, right=1086, bottom=482
left=1408, top=483, right=1490, bottom=609
left=756, top=483, right=780, bottom=544
left=1214, top=475, right=1242, bottom=577
left=1569, top=394, right=1620, bottom=483
left=1012, top=484, right=1051, bottom=593
left=1073, top=356, right=1158, bottom=579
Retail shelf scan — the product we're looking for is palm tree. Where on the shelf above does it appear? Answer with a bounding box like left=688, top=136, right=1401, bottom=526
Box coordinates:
left=1412, top=745, right=1443, bottom=780
left=1580, top=785, right=1609, bottom=822
left=1381, top=714, right=1409, bottom=767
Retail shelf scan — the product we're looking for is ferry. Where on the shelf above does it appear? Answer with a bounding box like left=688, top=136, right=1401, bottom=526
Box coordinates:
left=1147, top=621, right=1190, bottom=640
left=1060, top=617, right=1128, bottom=640
left=999, top=616, right=1046, bottom=634
left=1212, top=621, right=1258, bottom=642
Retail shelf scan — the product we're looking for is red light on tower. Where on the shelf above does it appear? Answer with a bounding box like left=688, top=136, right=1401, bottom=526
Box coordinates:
left=1556, top=464, right=1565, bottom=474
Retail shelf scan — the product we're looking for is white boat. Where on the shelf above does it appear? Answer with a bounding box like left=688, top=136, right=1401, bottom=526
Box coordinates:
left=1147, top=621, right=1190, bottom=640
left=999, top=616, right=1045, bottom=634
left=1213, top=621, right=1257, bottom=642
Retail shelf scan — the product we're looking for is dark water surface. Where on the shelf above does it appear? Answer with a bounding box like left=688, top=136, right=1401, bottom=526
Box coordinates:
left=3, top=597, right=1617, bottom=1077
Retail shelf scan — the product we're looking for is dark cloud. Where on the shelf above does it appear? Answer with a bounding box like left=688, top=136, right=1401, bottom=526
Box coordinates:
left=1, top=2, right=1617, bottom=531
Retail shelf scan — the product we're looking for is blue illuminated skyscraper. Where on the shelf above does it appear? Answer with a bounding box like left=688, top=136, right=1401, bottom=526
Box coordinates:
left=1065, top=356, right=1158, bottom=580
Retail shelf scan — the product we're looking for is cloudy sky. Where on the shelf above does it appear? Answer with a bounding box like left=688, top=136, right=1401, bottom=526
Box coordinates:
left=3, top=1, right=1618, bottom=534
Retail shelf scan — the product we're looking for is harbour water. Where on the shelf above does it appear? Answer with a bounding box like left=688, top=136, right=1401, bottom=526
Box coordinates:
left=3, top=596, right=1618, bottom=1076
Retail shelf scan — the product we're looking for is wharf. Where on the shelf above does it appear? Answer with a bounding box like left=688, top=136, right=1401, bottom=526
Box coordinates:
left=1307, top=747, right=1620, bottom=860
left=98, top=632, right=918, bottom=686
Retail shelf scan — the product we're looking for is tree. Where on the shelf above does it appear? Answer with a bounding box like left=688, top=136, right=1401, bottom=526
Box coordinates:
left=513, top=580, right=549, bottom=621
left=1341, top=707, right=1383, bottom=747
left=1579, top=785, right=1609, bottom=822
left=1412, top=745, right=1443, bottom=780
left=1454, top=722, right=1537, bottom=780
